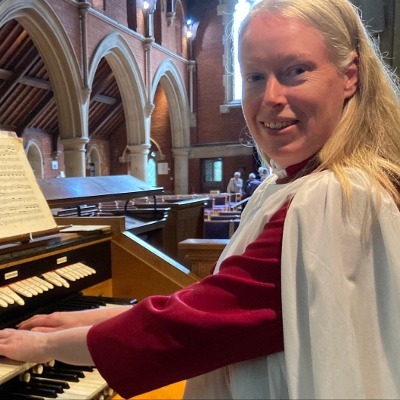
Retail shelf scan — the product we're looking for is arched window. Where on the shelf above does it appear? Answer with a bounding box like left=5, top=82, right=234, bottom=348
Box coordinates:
left=147, top=156, right=157, bottom=187
left=220, top=0, right=255, bottom=112
left=232, top=0, right=252, bottom=100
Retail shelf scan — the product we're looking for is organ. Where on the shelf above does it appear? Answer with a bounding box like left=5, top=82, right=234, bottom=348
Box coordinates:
left=0, top=228, right=117, bottom=399
left=0, top=174, right=200, bottom=399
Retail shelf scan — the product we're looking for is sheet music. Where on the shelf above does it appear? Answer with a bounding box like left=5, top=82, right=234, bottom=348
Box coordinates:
left=0, top=132, right=57, bottom=240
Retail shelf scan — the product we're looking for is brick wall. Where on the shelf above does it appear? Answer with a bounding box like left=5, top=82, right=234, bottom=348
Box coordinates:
left=151, top=85, right=173, bottom=191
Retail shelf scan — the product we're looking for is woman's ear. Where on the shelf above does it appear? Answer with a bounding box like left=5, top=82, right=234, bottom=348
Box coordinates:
left=344, top=52, right=359, bottom=99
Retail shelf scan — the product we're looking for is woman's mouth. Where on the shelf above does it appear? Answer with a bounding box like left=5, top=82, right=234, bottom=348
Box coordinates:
left=263, top=120, right=297, bottom=130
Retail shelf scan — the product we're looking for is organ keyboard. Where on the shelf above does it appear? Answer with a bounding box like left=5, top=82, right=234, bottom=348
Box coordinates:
left=0, top=174, right=171, bottom=399
left=0, top=229, right=124, bottom=400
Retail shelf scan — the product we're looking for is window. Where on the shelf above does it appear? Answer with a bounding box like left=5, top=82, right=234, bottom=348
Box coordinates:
left=126, top=0, right=137, bottom=31
left=220, top=0, right=254, bottom=110
left=92, top=0, right=106, bottom=11
left=203, top=158, right=223, bottom=182
left=232, top=0, right=252, bottom=100
left=147, top=157, right=157, bottom=186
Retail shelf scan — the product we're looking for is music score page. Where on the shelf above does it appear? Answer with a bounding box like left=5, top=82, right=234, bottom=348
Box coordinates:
left=0, top=132, right=57, bottom=241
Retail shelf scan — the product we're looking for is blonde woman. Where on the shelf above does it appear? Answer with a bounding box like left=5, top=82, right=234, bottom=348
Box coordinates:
left=1, top=0, right=400, bottom=398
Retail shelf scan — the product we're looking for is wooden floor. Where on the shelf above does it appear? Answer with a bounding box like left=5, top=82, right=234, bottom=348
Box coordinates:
left=113, top=381, right=186, bottom=400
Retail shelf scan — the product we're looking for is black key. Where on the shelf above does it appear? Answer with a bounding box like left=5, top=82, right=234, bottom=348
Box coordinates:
left=34, top=370, right=80, bottom=382
left=55, top=360, right=94, bottom=372
left=30, top=376, right=70, bottom=389
left=50, top=367, right=85, bottom=378
left=66, top=299, right=104, bottom=307
left=22, top=380, right=64, bottom=393
left=7, top=385, right=58, bottom=398
left=83, top=295, right=138, bottom=305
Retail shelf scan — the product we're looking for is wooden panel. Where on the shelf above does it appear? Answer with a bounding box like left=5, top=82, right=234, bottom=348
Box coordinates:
left=39, top=175, right=163, bottom=208
left=55, top=216, right=126, bottom=236
left=82, top=278, right=113, bottom=297
left=112, top=231, right=199, bottom=300
left=138, top=198, right=206, bottom=260
left=54, top=215, right=201, bottom=299
left=178, top=238, right=228, bottom=278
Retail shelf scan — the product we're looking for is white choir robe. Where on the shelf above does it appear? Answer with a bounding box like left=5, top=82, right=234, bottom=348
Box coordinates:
left=184, top=169, right=400, bottom=399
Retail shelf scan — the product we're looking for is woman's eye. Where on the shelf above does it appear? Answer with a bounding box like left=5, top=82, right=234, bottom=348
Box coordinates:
left=246, top=74, right=264, bottom=83
left=287, top=66, right=307, bottom=77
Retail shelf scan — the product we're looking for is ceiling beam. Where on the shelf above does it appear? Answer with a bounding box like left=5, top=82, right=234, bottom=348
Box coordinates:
left=0, top=69, right=117, bottom=104
left=91, top=101, right=123, bottom=137
left=0, top=46, right=40, bottom=103
left=16, top=92, right=54, bottom=136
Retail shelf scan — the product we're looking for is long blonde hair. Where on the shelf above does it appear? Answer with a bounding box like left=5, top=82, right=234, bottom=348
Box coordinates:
left=240, top=0, right=400, bottom=205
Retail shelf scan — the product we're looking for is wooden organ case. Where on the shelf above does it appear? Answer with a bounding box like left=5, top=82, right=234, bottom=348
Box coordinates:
left=0, top=175, right=200, bottom=400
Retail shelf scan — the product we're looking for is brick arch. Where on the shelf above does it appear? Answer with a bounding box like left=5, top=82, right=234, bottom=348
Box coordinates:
left=88, top=32, right=148, bottom=146
left=0, top=0, right=84, bottom=140
left=151, top=59, right=190, bottom=193
left=25, top=139, right=44, bottom=179
left=151, top=59, right=190, bottom=148
left=86, top=145, right=102, bottom=176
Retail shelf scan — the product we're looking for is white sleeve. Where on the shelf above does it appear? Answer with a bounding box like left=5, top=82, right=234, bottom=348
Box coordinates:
left=281, top=171, right=400, bottom=399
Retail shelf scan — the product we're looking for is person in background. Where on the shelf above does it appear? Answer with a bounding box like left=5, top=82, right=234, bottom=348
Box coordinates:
left=226, top=171, right=243, bottom=194
left=258, top=166, right=270, bottom=181
left=1, top=0, right=400, bottom=399
left=243, top=172, right=261, bottom=199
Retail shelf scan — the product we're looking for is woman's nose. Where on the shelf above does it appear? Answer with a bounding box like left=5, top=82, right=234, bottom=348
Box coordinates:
left=262, top=75, right=286, bottom=107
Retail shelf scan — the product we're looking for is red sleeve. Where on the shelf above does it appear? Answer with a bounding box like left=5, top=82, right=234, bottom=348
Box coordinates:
left=87, top=203, right=289, bottom=398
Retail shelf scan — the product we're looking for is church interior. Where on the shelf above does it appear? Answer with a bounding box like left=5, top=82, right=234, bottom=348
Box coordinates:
left=0, top=0, right=397, bottom=398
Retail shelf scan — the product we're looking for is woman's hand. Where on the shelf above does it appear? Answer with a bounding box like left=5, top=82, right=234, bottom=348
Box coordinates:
left=17, top=305, right=132, bottom=332
left=0, top=326, right=93, bottom=365
left=0, top=328, right=53, bottom=364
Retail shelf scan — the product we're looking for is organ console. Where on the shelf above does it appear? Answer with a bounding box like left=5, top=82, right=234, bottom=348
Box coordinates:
left=0, top=228, right=121, bottom=399
left=0, top=174, right=201, bottom=399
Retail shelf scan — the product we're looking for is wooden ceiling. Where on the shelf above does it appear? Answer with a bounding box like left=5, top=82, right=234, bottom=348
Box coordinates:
left=0, top=19, right=124, bottom=142
left=0, top=1, right=218, bottom=144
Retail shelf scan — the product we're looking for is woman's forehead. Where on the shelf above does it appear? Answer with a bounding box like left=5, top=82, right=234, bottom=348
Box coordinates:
left=239, top=14, right=327, bottom=63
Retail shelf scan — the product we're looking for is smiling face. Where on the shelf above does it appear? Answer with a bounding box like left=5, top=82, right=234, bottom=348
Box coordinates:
left=239, top=13, right=358, bottom=168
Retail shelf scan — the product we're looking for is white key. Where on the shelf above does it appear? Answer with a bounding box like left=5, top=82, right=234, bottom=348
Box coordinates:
left=34, top=276, right=55, bottom=290
left=31, top=276, right=53, bottom=291
left=42, top=272, right=63, bottom=287
left=0, top=358, right=32, bottom=384
left=23, top=278, right=44, bottom=294
left=0, top=297, right=8, bottom=308
left=25, top=277, right=46, bottom=292
left=55, top=268, right=76, bottom=281
left=70, top=263, right=90, bottom=277
left=64, top=264, right=86, bottom=279
left=76, top=262, right=96, bottom=275
left=0, top=290, right=14, bottom=305
left=0, top=287, right=25, bottom=306
left=43, top=272, right=70, bottom=288
left=9, top=283, right=33, bottom=298
left=31, top=364, right=44, bottom=375
left=50, top=368, right=108, bottom=399
left=14, top=281, right=39, bottom=296
left=26, top=368, right=108, bottom=399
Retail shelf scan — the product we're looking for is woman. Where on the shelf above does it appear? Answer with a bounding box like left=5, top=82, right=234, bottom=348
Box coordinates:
left=1, top=0, right=400, bottom=398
